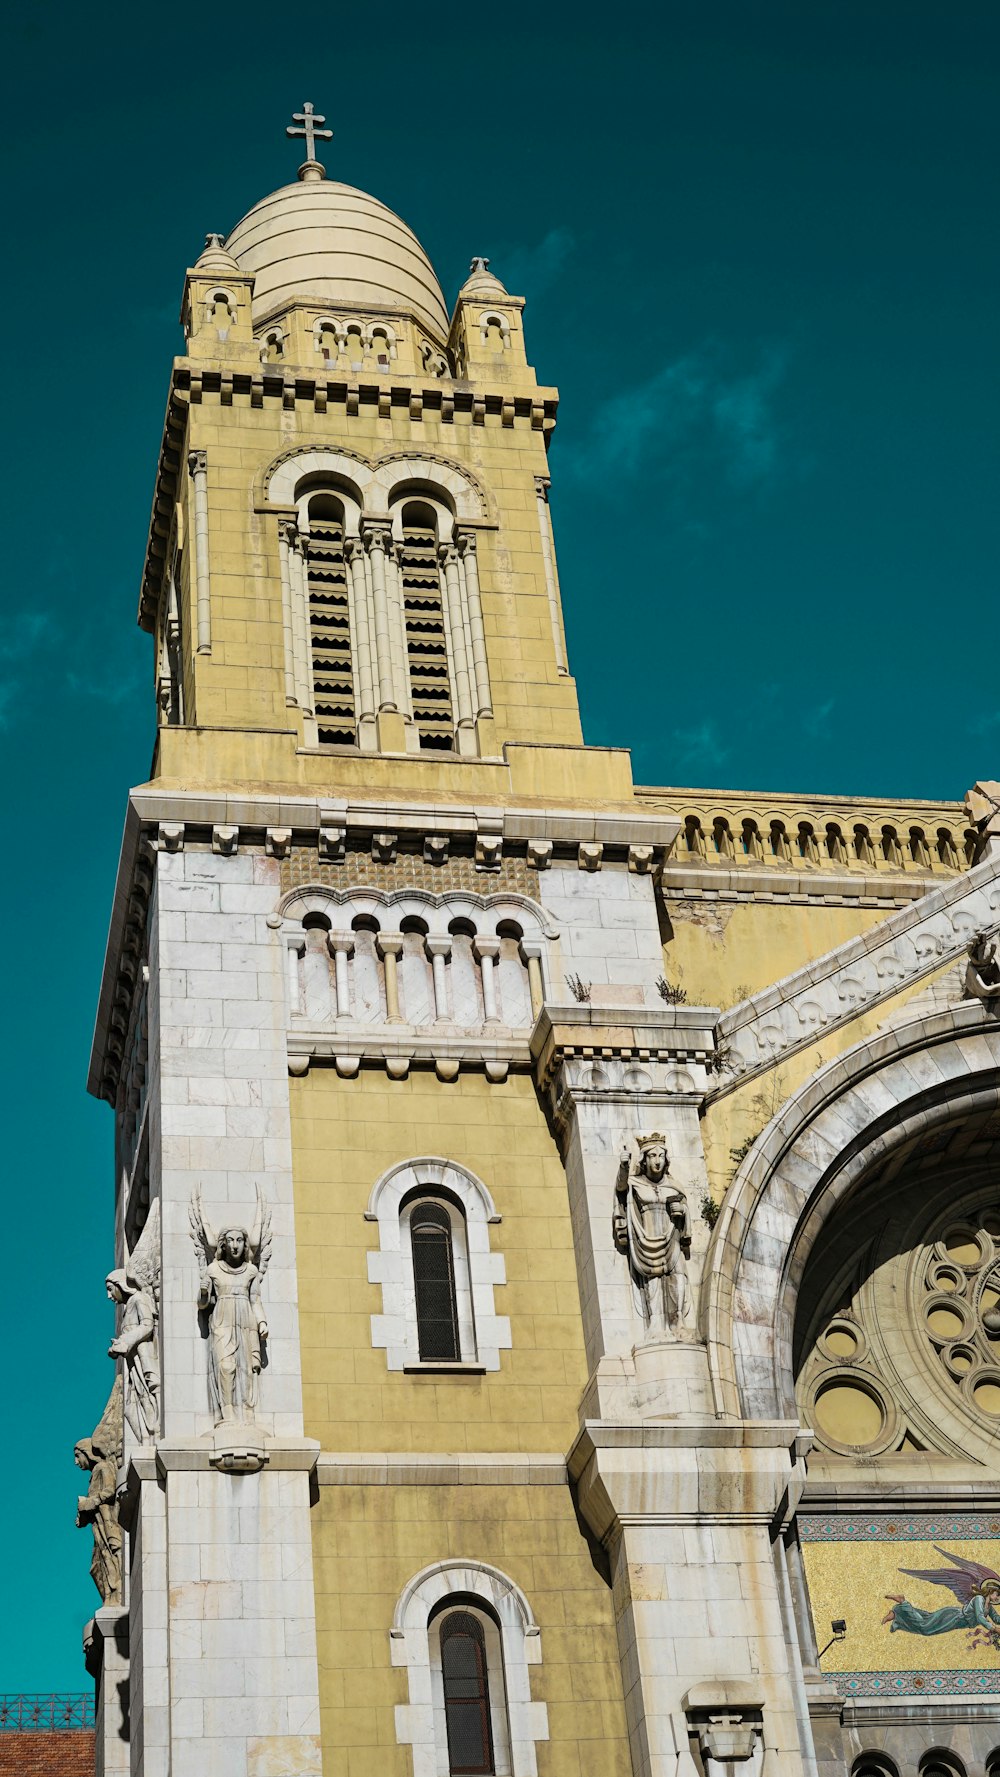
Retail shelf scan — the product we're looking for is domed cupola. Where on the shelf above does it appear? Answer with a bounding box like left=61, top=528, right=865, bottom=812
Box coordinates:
left=225, top=152, right=449, bottom=340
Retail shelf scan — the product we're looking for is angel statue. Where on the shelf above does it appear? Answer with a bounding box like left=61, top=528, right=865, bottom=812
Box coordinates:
left=189, top=1186, right=272, bottom=1425
left=106, top=1200, right=160, bottom=1442
left=613, top=1133, right=691, bottom=1341
left=882, top=1546, right=1000, bottom=1637
left=75, top=1373, right=124, bottom=1606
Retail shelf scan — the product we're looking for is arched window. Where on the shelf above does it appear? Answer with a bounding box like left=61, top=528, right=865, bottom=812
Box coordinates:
left=394, top=1567, right=544, bottom=1777
left=919, top=1754, right=965, bottom=1777
left=367, top=1159, right=510, bottom=1372
left=826, top=822, right=847, bottom=863
left=851, top=1758, right=898, bottom=1777
left=440, top=1610, right=496, bottom=1774
left=769, top=819, right=790, bottom=861
left=304, top=492, right=355, bottom=745
left=398, top=501, right=454, bottom=750
left=411, top=1201, right=461, bottom=1361
left=683, top=815, right=706, bottom=857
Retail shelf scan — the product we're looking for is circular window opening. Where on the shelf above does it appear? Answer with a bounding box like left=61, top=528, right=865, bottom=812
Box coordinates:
left=943, top=1228, right=983, bottom=1267
left=946, top=1345, right=976, bottom=1375
left=927, top=1303, right=966, bottom=1342
left=824, top=1324, right=859, bottom=1359
left=973, top=1377, right=1000, bottom=1417
left=814, top=1380, right=884, bottom=1447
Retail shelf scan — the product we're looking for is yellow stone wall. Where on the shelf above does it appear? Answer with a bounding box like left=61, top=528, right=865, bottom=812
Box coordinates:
left=312, top=1481, right=632, bottom=1777
left=153, top=370, right=583, bottom=796
left=291, top=1068, right=632, bottom=1772
left=290, top=1067, right=587, bottom=1453
left=663, top=896, right=892, bottom=1009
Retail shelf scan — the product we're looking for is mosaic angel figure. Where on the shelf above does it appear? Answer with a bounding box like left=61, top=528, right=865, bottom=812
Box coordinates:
left=106, top=1200, right=160, bottom=1442
left=189, top=1186, right=272, bottom=1426
left=882, top=1545, right=1000, bottom=1636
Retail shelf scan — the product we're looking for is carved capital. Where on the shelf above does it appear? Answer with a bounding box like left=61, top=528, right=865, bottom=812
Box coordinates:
left=437, top=542, right=459, bottom=568
left=278, top=518, right=298, bottom=548
left=362, top=521, right=391, bottom=555
left=456, top=529, right=478, bottom=558
left=187, top=448, right=207, bottom=479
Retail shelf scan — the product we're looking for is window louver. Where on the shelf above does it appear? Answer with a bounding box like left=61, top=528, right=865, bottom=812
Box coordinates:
left=412, top=1202, right=460, bottom=1361
left=400, top=524, right=454, bottom=750
left=307, top=515, right=355, bottom=745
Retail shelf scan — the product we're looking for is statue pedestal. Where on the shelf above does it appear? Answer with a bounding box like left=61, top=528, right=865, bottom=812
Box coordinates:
left=582, top=1341, right=715, bottom=1422
left=210, top=1424, right=268, bottom=1473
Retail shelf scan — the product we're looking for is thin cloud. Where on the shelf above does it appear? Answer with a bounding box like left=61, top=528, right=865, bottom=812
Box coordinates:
left=493, top=226, right=575, bottom=299
left=566, top=342, right=790, bottom=493
left=666, top=719, right=733, bottom=775
left=803, top=697, right=836, bottom=740
left=0, top=613, right=50, bottom=728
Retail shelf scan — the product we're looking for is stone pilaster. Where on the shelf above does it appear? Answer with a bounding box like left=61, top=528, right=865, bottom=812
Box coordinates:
left=570, top=1422, right=813, bottom=1777
left=531, top=1002, right=719, bottom=1422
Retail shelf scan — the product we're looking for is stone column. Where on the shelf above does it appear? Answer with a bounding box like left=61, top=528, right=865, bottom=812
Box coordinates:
left=328, top=932, right=354, bottom=1016
left=285, top=934, right=305, bottom=1015
left=187, top=450, right=211, bottom=655
left=276, top=522, right=297, bottom=707
left=534, top=476, right=568, bottom=675
left=345, top=538, right=377, bottom=750
left=386, top=540, right=412, bottom=719
left=286, top=528, right=313, bottom=718
left=378, top=931, right=405, bottom=1022
left=439, top=541, right=476, bottom=752
left=363, top=522, right=396, bottom=711
left=520, top=942, right=545, bottom=1019
left=474, top=935, right=502, bottom=1023
left=425, top=935, right=452, bottom=1019
left=456, top=530, right=492, bottom=717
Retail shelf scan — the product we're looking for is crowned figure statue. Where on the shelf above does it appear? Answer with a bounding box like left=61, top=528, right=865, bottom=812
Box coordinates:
left=613, top=1133, right=691, bottom=1341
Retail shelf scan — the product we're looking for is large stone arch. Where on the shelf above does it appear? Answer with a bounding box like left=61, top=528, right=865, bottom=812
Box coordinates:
left=703, top=1001, right=1000, bottom=1421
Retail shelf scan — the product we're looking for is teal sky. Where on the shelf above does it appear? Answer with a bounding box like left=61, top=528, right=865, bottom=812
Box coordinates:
left=2, top=0, right=998, bottom=1691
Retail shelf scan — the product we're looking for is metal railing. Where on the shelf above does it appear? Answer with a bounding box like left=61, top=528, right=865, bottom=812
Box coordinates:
left=0, top=1695, right=95, bottom=1731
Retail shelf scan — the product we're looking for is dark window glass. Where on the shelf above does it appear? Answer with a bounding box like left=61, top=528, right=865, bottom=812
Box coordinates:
left=412, top=1202, right=460, bottom=1361
left=441, top=1611, right=495, bottom=1775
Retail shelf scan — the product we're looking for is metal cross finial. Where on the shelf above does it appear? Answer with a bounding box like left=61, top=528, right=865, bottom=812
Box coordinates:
left=286, top=101, right=333, bottom=165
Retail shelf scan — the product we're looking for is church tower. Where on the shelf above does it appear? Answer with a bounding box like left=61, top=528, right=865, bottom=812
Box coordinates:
left=86, top=103, right=1000, bottom=1777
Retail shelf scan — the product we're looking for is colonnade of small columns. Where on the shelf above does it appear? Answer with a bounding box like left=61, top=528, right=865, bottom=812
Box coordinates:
left=286, top=921, right=545, bottom=1028
left=680, top=812, right=975, bottom=872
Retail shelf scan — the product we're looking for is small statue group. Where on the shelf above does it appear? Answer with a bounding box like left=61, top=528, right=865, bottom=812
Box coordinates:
left=614, top=1133, right=691, bottom=1341
left=189, top=1185, right=272, bottom=1425
left=75, top=1374, right=124, bottom=1606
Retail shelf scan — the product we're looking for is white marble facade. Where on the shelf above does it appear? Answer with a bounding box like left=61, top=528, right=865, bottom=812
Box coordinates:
left=92, top=805, right=1000, bottom=1777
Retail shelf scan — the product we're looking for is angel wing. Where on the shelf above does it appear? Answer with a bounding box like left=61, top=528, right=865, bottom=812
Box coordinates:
left=899, top=1545, right=1000, bottom=1606
left=250, top=1184, right=273, bottom=1279
left=127, top=1200, right=161, bottom=1290
left=188, top=1186, right=217, bottom=1282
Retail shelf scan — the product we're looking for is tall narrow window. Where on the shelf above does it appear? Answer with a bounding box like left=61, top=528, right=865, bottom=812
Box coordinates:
left=441, top=1612, right=495, bottom=1775
left=305, top=494, right=355, bottom=744
left=399, top=504, right=454, bottom=750
left=411, top=1201, right=460, bottom=1360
